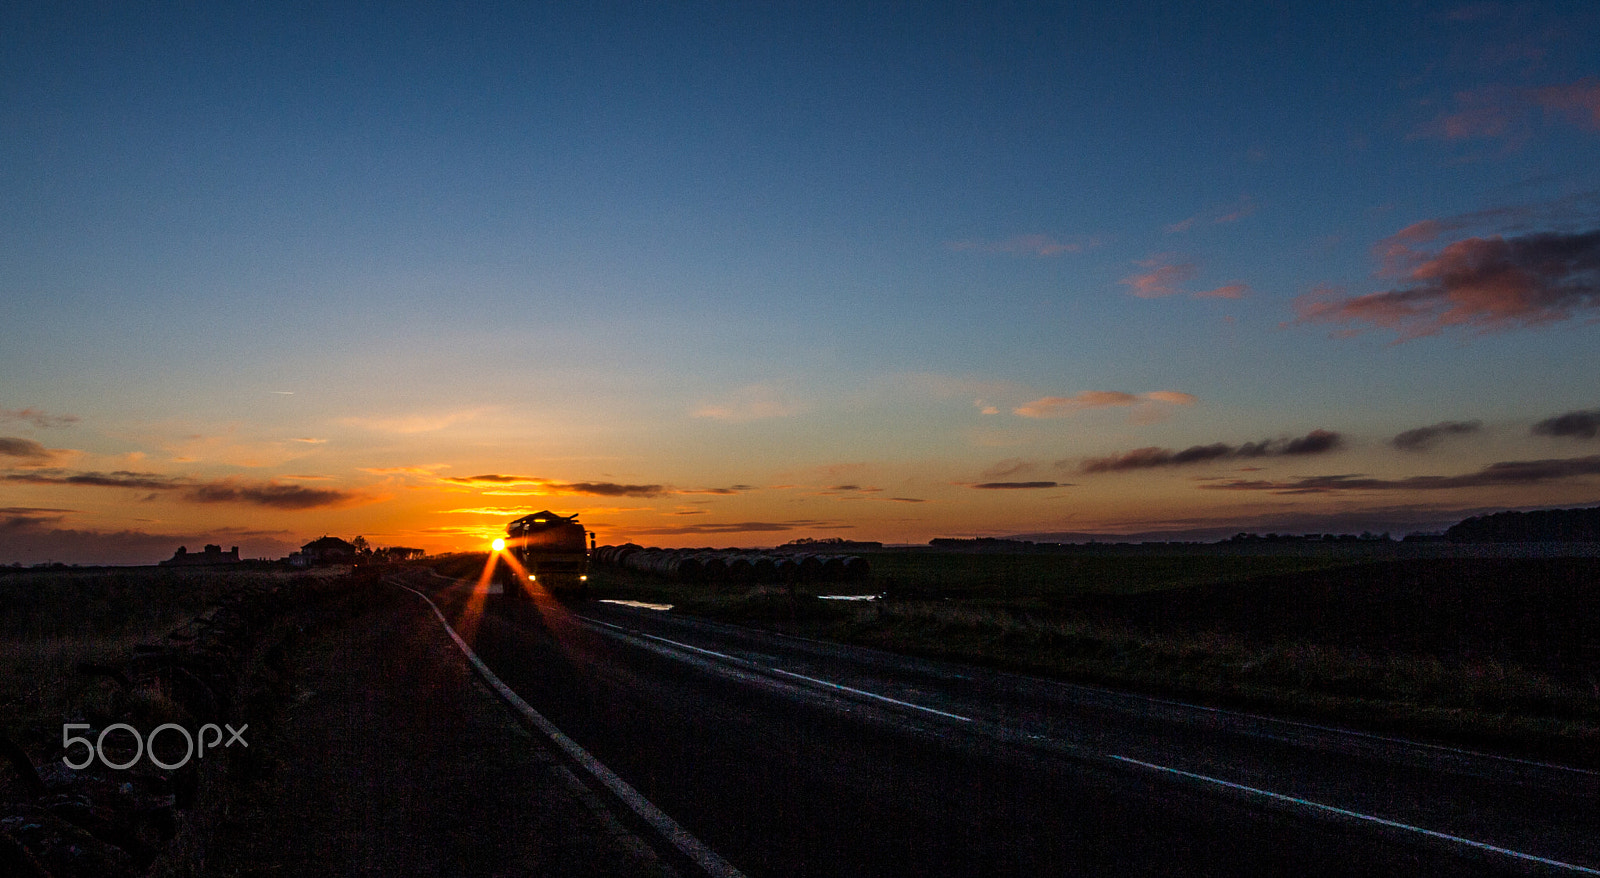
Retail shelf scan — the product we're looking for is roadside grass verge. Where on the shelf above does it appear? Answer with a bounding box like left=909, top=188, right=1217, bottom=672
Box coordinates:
left=856, top=550, right=1363, bottom=600
left=822, top=601, right=1597, bottom=760
left=0, top=566, right=332, bottom=761
left=586, top=559, right=1600, bottom=767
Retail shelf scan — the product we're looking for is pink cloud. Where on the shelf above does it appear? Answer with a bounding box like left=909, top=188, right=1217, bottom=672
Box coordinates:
left=0, top=407, right=78, bottom=429
left=1194, top=283, right=1249, bottom=299
left=1144, top=391, right=1198, bottom=405
left=1294, top=229, right=1600, bottom=340
left=947, top=234, right=1095, bottom=257
left=1167, top=196, right=1257, bottom=233
left=1431, top=86, right=1521, bottom=140
left=1120, top=254, right=1197, bottom=298
left=1121, top=255, right=1248, bottom=300
left=1014, top=390, right=1195, bottom=418
left=1417, top=78, right=1600, bottom=142
left=1536, top=78, right=1600, bottom=130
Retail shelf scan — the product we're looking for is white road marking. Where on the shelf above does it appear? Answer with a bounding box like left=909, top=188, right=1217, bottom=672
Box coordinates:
left=579, top=616, right=973, bottom=722
left=1108, top=755, right=1600, bottom=875
left=395, top=584, right=746, bottom=878
left=585, top=607, right=1600, bottom=872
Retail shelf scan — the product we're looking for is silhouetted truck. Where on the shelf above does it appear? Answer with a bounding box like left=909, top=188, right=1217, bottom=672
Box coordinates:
left=504, top=511, right=591, bottom=598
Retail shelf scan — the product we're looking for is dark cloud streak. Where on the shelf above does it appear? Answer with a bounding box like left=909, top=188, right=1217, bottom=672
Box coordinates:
left=441, top=474, right=666, bottom=497
left=0, top=437, right=58, bottom=462
left=1533, top=408, right=1600, bottom=439
left=1294, top=228, right=1600, bottom=339
left=1392, top=420, right=1482, bottom=451
left=1080, top=430, right=1343, bottom=473
left=3, top=469, right=362, bottom=509
left=1198, top=454, right=1600, bottom=494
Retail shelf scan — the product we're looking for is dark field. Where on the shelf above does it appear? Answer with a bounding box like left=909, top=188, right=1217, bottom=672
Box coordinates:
left=588, top=548, right=1600, bottom=765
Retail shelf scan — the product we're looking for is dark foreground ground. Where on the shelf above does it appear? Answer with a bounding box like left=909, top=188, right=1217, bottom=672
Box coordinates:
left=5, top=555, right=1596, bottom=877
left=207, top=582, right=675, bottom=877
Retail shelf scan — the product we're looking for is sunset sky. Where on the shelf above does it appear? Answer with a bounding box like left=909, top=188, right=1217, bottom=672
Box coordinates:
left=5, top=2, right=1600, bottom=564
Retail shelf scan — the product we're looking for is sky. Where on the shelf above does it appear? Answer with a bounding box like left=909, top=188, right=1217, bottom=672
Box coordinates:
left=4, top=1, right=1600, bottom=564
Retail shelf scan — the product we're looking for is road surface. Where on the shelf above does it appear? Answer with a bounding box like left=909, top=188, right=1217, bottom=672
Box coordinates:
left=406, top=572, right=1600, bottom=877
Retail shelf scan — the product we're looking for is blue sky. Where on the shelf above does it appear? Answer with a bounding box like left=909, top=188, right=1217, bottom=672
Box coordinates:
left=4, top=1, right=1600, bottom=563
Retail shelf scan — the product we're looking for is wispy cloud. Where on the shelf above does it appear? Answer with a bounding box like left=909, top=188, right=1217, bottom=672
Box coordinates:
left=0, top=437, right=62, bottom=463
left=1417, top=78, right=1600, bottom=142
left=289, top=437, right=327, bottom=444
left=621, top=519, right=848, bottom=536
left=1292, top=225, right=1593, bottom=339
left=1120, top=255, right=1248, bottom=300
left=184, top=480, right=363, bottom=509
left=1537, top=79, right=1600, bottom=130
left=981, top=458, right=1037, bottom=479
left=971, top=481, right=1063, bottom=489
left=1121, top=254, right=1197, bottom=298
left=3, top=469, right=179, bottom=490
left=692, top=384, right=801, bottom=422
left=1, top=469, right=366, bottom=509
left=817, top=484, right=884, bottom=496
left=946, top=234, right=1098, bottom=257
left=1392, top=420, right=1483, bottom=451
left=1013, top=390, right=1196, bottom=419
left=1198, top=454, right=1600, bottom=494
left=1166, top=196, right=1257, bottom=233
left=1193, top=283, right=1249, bottom=299
left=441, top=506, right=544, bottom=516
left=0, top=408, right=78, bottom=428
left=1532, top=408, right=1600, bottom=439
left=1293, top=227, right=1600, bottom=340
left=1078, top=429, right=1343, bottom=473
left=440, top=474, right=668, bottom=498
left=360, top=465, right=450, bottom=477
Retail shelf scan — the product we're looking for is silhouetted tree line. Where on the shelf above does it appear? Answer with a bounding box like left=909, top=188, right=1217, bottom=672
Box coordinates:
left=350, top=535, right=426, bottom=564
left=1444, top=507, right=1600, bottom=543
left=1225, top=532, right=1392, bottom=544
left=779, top=537, right=884, bottom=550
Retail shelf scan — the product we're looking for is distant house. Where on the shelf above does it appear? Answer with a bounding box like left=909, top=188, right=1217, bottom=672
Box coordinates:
left=294, top=536, right=358, bottom=567
left=160, top=544, right=241, bottom=567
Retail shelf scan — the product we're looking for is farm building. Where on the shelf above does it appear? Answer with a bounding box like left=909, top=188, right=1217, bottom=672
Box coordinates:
left=292, top=536, right=358, bottom=567
left=159, top=544, right=241, bottom=567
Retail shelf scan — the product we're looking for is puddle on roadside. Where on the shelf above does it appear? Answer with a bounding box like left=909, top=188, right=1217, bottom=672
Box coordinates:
left=818, top=594, right=879, bottom=601
left=598, top=599, right=674, bottom=611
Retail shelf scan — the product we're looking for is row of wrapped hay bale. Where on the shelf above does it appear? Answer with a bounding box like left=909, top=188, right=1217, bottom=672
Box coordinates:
left=594, top=544, right=870, bottom=585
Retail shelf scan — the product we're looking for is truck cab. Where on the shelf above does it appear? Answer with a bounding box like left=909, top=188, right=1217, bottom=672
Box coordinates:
left=503, top=511, right=591, bottom=599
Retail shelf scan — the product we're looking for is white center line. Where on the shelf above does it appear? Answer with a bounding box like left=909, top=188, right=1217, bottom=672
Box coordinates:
left=582, top=611, right=1600, bottom=874
left=398, top=585, right=747, bottom=878
left=1108, top=755, right=1600, bottom=875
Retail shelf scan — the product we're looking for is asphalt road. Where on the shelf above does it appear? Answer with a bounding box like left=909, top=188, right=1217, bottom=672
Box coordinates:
left=415, top=575, right=1600, bottom=877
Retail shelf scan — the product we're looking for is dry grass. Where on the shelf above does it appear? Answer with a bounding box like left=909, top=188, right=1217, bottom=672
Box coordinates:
left=0, top=566, right=309, bottom=760
left=817, top=601, right=1600, bottom=761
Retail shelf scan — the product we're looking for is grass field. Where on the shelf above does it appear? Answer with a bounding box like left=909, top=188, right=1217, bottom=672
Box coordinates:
left=585, top=549, right=1600, bottom=765
left=0, top=565, right=337, bottom=760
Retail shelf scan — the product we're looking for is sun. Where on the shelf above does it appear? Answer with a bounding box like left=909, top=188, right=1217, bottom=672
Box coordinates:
left=491, top=538, right=505, bottom=552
